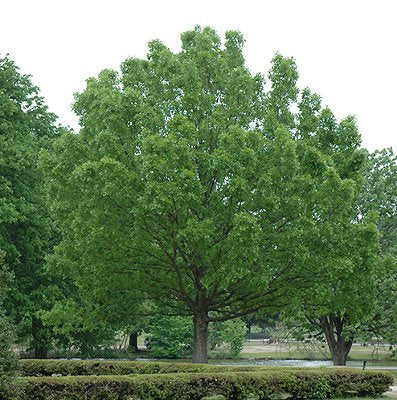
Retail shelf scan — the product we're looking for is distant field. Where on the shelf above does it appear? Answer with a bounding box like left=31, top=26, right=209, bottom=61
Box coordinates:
left=337, top=396, right=397, bottom=400
left=240, top=341, right=397, bottom=399
left=240, top=340, right=394, bottom=362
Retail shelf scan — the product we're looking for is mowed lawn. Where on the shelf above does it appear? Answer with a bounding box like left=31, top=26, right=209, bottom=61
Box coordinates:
left=241, top=341, right=394, bottom=362
left=337, top=395, right=397, bottom=400
left=240, top=342, right=397, bottom=400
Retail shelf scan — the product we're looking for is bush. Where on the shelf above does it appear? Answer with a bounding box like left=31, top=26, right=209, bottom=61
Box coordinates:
left=19, top=359, right=259, bottom=377
left=13, top=369, right=393, bottom=400
left=146, top=316, right=193, bottom=358
left=209, top=319, right=247, bottom=357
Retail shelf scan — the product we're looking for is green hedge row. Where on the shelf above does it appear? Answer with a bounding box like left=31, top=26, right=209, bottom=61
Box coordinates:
left=19, top=359, right=257, bottom=376
left=15, top=369, right=393, bottom=400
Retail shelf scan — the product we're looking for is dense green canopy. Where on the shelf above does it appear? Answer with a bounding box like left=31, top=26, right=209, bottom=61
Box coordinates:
left=287, top=88, right=381, bottom=365
left=358, top=149, right=397, bottom=343
left=0, top=55, right=60, bottom=356
left=41, top=27, right=376, bottom=363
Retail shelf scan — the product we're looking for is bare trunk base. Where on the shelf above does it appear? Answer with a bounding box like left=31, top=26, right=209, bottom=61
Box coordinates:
left=192, top=312, right=209, bottom=363
left=34, top=347, right=48, bottom=359
left=320, top=315, right=353, bottom=366
left=331, top=348, right=350, bottom=366
left=129, top=332, right=139, bottom=351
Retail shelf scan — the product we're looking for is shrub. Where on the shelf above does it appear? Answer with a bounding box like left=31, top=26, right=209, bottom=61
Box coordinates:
left=19, top=359, right=259, bottom=377
left=146, top=316, right=193, bottom=358
left=11, top=367, right=393, bottom=400
left=209, top=319, right=247, bottom=357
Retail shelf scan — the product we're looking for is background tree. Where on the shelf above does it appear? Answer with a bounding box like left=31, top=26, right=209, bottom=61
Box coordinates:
left=0, top=252, right=18, bottom=396
left=39, top=238, right=149, bottom=356
left=358, top=149, right=397, bottom=344
left=271, top=71, right=382, bottom=365
left=42, top=27, right=368, bottom=363
left=0, top=55, right=60, bottom=358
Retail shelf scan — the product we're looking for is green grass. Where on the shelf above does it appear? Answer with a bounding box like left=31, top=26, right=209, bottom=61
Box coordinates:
left=336, top=396, right=397, bottom=400
left=240, top=341, right=396, bottom=363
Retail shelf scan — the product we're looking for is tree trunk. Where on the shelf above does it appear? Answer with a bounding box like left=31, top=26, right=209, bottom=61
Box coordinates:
left=192, top=312, right=209, bottom=363
left=32, top=317, right=49, bottom=359
left=129, top=332, right=139, bottom=351
left=34, top=347, right=48, bottom=359
left=320, top=315, right=353, bottom=366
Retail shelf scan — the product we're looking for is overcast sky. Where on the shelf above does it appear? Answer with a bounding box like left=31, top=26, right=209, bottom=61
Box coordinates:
left=2, top=0, right=396, bottom=151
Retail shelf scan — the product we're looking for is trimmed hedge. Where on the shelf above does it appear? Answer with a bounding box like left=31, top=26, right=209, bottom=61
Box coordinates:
left=19, top=359, right=259, bottom=376
left=15, top=369, right=393, bottom=400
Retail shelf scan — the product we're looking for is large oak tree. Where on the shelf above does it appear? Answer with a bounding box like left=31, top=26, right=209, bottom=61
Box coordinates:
left=43, top=27, right=363, bottom=362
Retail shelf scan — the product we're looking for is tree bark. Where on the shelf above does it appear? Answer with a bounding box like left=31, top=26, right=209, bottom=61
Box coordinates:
left=34, top=347, right=48, bottom=359
left=32, top=317, right=49, bottom=359
left=192, top=312, right=209, bottom=363
left=129, top=332, right=139, bottom=351
left=320, top=315, right=353, bottom=366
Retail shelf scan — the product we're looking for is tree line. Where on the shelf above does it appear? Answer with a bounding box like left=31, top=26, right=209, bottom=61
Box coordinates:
left=1, top=27, right=396, bottom=369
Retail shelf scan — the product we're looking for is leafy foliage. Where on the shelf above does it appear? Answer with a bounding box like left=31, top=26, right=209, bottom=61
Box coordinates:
left=13, top=366, right=393, bottom=400
left=358, top=149, right=397, bottom=344
left=39, top=298, right=117, bottom=357
left=209, top=318, right=247, bottom=357
left=146, top=315, right=247, bottom=358
left=147, top=316, right=193, bottom=358
left=0, top=55, right=60, bottom=355
left=269, top=69, right=382, bottom=365
left=42, top=26, right=367, bottom=363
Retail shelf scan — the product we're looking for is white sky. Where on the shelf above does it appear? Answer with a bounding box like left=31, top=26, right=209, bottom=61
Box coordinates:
left=2, top=0, right=396, bottom=151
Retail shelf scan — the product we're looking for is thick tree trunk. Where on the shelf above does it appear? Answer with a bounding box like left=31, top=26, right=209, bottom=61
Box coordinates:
left=34, top=347, right=48, bottom=359
left=129, top=332, right=139, bottom=351
left=320, top=315, right=353, bottom=366
left=192, top=312, right=209, bottom=363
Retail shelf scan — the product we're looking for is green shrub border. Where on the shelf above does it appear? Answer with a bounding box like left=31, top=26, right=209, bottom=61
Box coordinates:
left=15, top=368, right=393, bottom=400
left=19, top=359, right=265, bottom=376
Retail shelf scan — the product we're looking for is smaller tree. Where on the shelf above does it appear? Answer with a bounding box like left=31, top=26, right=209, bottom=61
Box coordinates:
left=40, top=243, right=148, bottom=357
left=358, top=149, right=397, bottom=346
left=40, top=298, right=117, bottom=357
left=276, top=79, right=382, bottom=366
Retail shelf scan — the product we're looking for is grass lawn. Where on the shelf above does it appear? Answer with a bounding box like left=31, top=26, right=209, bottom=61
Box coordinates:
left=336, top=396, right=397, bottom=400
left=239, top=342, right=397, bottom=400
left=240, top=341, right=395, bottom=363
